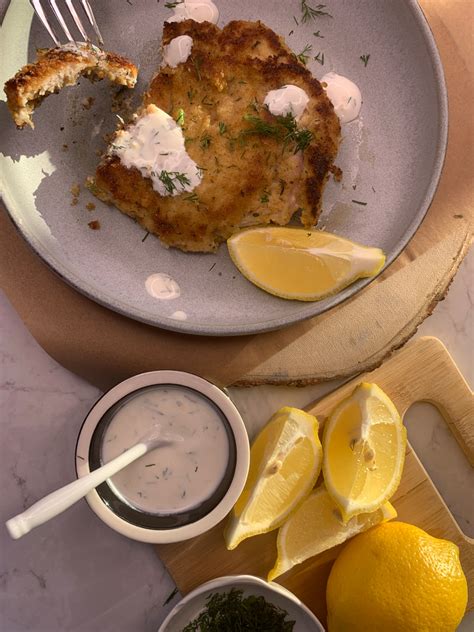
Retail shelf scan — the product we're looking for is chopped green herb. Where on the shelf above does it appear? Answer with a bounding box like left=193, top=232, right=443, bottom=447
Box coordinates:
left=182, top=589, right=295, bottom=632
left=352, top=199, right=367, bottom=206
left=279, top=179, right=287, bottom=195
left=313, top=30, right=324, bottom=38
left=164, top=1, right=183, bottom=7
left=241, top=113, right=313, bottom=154
left=162, top=586, right=179, bottom=607
left=184, top=193, right=200, bottom=204
left=175, top=108, right=185, bottom=126
left=360, top=54, right=370, bottom=67
left=187, top=89, right=195, bottom=103
left=158, top=170, right=191, bottom=195
left=260, top=191, right=270, bottom=203
left=141, top=231, right=150, bottom=242
left=296, top=44, right=312, bottom=65
left=288, top=29, right=294, bottom=36
left=191, top=56, right=202, bottom=81
left=293, top=15, right=299, bottom=26
left=218, top=121, right=227, bottom=135
left=301, top=1, right=333, bottom=23
left=314, top=51, right=325, bottom=65
left=199, top=133, right=212, bottom=149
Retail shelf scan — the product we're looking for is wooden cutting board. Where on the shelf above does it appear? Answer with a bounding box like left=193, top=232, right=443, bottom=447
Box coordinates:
left=157, top=337, right=474, bottom=626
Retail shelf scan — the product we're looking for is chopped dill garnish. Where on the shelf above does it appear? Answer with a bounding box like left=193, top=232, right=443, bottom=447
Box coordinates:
left=182, top=589, right=295, bottom=632
left=218, top=121, right=227, bottom=135
left=199, top=133, right=212, bottom=149
left=175, top=108, right=184, bottom=126
left=141, top=231, right=150, bottom=242
left=184, top=193, right=200, bottom=204
left=241, top=113, right=313, bottom=154
left=293, top=15, right=299, bottom=26
left=187, top=89, right=195, bottom=103
left=162, top=587, right=179, bottom=607
left=352, top=199, right=367, bottom=206
left=314, top=51, right=325, bottom=65
left=288, top=29, right=294, bottom=36
left=360, top=54, right=370, bottom=67
left=260, top=191, right=270, bottom=204
left=158, top=170, right=191, bottom=194
left=301, top=1, right=333, bottom=23
left=164, top=1, right=183, bottom=8
left=296, top=44, right=312, bottom=65
left=279, top=179, right=287, bottom=195
left=191, top=56, right=202, bottom=81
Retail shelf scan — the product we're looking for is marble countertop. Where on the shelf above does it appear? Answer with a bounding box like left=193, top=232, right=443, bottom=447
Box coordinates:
left=1, top=250, right=472, bottom=631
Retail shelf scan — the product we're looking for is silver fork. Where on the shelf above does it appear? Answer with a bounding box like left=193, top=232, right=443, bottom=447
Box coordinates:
left=30, top=0, right=104, bottom=48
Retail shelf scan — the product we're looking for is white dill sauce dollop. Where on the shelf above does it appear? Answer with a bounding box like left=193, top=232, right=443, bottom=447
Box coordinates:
left=101, top=386, right=230, bottom=514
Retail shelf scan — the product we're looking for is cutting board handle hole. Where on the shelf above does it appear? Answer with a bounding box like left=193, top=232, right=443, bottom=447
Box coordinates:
left=404, top=402, right=474, bottom=538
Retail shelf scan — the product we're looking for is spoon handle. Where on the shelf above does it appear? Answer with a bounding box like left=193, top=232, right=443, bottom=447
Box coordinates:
left=6, top=442, right=147, bottom=540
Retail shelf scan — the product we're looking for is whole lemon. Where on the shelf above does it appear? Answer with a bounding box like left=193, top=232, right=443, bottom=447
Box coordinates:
left=326, top=522, right=468, bottom=632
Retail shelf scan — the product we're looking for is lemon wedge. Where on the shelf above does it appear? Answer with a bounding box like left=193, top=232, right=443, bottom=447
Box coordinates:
left=227, top=227, right=385, bottom=301
left=268, top=485, right=397, bottom=581
left=323, top=383, right=406, bottom=523
left=224, top=407, right=322, bottom=550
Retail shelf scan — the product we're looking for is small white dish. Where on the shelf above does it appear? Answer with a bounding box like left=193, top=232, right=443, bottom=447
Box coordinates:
left=75, top=371, right=250, bottom=543
left=158, top=574, right=325, bottom=631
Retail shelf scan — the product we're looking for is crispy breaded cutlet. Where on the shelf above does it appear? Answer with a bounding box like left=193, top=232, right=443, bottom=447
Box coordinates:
left=4, top=43, right=138, bottom=129
left=92, top=20, right=341, bottom=252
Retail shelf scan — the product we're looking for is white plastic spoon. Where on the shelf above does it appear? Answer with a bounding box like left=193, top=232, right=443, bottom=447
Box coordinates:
left=6, top=425, right=182, bottom=540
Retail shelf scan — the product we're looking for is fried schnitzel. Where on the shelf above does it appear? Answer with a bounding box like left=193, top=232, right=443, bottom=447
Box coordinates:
left=91, top=20, right=340, bottom=252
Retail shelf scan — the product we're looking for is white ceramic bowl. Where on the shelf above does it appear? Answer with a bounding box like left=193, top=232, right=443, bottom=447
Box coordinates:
left=158, top=574, right=325, bottom=631
left=75, top=371, right=250, bottom=543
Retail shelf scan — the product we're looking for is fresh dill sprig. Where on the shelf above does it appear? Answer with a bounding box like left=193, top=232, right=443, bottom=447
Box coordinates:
left=296, top=44, right=312, bottom=65
left=175, top=108, right=184, bottom=126
left=199, top=133, right=212, bottom=149
left=218, top=122, right=227, bottom=135
left=301, top=1, right=333, bottom=23
left=260, top=191, right=270, bottom=204
left=241, top=113, right=314, bottom=154
left=158, top=170, right=191, bottom=194
left=164, top=1, right=183, bottom=8
left=360, top=54, right=370, bottom=67
left=184, top=193, right=200, bottom=204
left=314, top=51, right=325, bottom=65
left=191, top=56, right=202, bottom=81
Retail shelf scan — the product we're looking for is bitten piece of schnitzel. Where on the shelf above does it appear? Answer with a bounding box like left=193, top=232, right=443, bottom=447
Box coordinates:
left=92, top=20, right=340, bottom=252
left=4, top=43, right=138, bottom=129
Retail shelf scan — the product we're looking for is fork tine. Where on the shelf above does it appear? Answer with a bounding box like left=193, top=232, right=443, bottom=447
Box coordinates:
left=30, top=0, right=61, bottom=47
left=48, top=0, right=75, bottom=42
left=64, top=0, right=89, bottom=42
left=79, top=0, right=104, bottom=47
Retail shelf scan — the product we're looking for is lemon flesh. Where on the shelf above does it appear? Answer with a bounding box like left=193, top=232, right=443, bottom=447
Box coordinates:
left=268, top=485, right=396, bottom=581
left=323, top=383, right=406, bottom=523
left=326, top=522, right=468, bottom=632
left=227, top=227, right=385, bottom=301
left=224, top=407, right=322, bottom=550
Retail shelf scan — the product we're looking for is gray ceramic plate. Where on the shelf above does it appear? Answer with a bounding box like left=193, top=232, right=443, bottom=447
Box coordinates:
left=0, top=0, right=447, bottom=336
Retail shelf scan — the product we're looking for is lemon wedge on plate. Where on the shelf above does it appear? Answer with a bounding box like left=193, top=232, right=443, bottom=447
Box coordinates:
left=268, top=485, right=397, bottom=581
left=224, top=407, right=322, bottom=550
left=323, top=383, right=406, bottom=523
left=227, top=227, right=385, bottom=301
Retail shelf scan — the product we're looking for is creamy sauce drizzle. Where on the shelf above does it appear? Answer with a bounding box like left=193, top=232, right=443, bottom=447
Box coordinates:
left=145, top=273, right=181, bottom=300
left=101, top=386, right=230, bottom=514
left=264, top=85, right=309, bottom=120
left=321, top=72, right=362, bottom=124
left=166, top=0, right=219, bottom=24
left=110, top=104, right=202, bottom=196
left=162, top=35, right=193, bottom=67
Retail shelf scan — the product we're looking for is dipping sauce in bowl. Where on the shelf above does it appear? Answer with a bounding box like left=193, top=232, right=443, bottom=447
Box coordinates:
left=76, top=371, right=249, bottom=543
left=101, top=385, right=231, bottom=514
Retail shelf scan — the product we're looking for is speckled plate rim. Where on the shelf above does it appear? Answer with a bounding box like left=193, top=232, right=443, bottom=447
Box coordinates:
left=158, top=574, right=325, bottom=631
left=75, top=370, right=250, bottom=543
left=0, top=0, right=448, bottom=336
